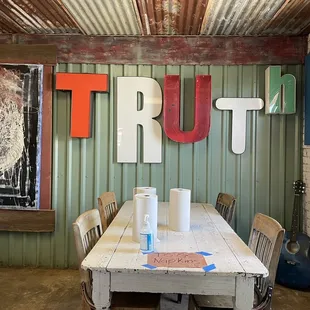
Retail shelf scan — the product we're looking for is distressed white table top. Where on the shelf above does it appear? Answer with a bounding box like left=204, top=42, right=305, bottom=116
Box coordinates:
left=82, top=201, right=268, bottom=278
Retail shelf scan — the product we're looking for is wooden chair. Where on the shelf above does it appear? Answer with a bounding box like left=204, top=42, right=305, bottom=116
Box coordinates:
left=215, top=193, right=236, bottom=226
left=73, top=209, right=161, bottom=310
left=98, top=192, right=119, bottom=231
left=189, top=213, right=285, bottom=310
left=73, top=209, right=103, bottom=309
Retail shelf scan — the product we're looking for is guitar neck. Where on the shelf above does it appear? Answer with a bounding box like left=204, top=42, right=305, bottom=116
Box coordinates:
left=290, top=194, right=300, bottom=242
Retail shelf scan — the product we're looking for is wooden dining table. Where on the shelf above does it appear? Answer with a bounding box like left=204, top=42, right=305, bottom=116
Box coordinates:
left=81, top=201, right=268, bottom=310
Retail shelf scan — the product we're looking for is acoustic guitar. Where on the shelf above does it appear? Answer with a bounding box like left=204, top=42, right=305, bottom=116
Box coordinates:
left=276, top=180, right=310, bottom=289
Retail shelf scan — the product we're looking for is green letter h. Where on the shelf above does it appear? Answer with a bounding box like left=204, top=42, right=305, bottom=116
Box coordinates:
left=265, top=66, right=296, bottom=114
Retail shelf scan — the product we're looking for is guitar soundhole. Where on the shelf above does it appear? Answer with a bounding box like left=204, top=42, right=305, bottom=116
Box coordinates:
left=285, top=240, right=300, bottom=254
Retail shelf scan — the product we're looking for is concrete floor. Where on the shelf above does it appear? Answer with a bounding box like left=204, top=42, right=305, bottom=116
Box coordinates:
left=0, top=268, right=309, bottom=310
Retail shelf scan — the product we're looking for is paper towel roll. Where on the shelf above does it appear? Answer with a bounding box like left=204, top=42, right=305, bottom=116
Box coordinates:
left=169, top=188, right=191, bottom=232
left=132, top=193, right=158, bottom=243
left=133, top=187, right=156, bottom=198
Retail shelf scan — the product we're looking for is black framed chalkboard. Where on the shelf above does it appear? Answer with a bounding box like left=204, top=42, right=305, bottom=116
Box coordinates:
left=0, top=64, right=43, bottom=209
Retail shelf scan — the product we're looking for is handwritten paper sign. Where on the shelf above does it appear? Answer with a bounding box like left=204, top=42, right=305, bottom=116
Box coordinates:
left=147, top=252, right=206, bottom=268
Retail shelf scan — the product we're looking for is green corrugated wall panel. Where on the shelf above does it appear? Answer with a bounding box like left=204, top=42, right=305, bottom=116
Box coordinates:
left=0, top=64, right=303, bottom=268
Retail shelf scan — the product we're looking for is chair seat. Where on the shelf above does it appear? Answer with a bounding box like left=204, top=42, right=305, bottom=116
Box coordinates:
left=111, top=292, right=161, bottom=310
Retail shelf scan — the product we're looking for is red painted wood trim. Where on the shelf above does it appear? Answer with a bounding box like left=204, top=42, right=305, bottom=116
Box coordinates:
left=40, top=66, right=53, bottom=210
left=6, top=35, right=306, bottom=65
left=164, top=75, right=212, bottom=143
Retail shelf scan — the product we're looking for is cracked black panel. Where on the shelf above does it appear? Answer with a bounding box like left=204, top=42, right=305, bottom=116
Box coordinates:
left=0, top=64, right=43, bottom=209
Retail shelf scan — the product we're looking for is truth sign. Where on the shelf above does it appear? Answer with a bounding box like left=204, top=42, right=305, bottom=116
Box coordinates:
left=56, top=66, right=296, bottom=162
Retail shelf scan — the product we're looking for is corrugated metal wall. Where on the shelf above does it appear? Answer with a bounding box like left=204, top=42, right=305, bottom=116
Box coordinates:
left=0, top=64, right=303, bottom=268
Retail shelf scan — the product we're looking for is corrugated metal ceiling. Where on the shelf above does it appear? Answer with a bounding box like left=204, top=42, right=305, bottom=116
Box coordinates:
left=261, top=0, right=310, bottom=35
left=201, top=0, right=286, bottom=35
left=136, top=0, right=209, bottom=35
left=61, top=0, right=142, bottom=35
left=0, top=0, right=309, bottom=35
left=0, top=0, right=81, bottom=34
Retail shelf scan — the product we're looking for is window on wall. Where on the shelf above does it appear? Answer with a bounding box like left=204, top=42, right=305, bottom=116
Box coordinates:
left=0, top=64, right=43, bottom=209
left=0, top=44, right=55, bottom=233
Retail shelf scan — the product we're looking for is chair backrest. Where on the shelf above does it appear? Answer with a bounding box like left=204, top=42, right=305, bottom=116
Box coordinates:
left=248, top=213, right=285, bottom=299
left=73, top=209, right=103, bottom=295
left=215, top=192, right=236, bottom=226
left=98, top=192, right=118, bottom=231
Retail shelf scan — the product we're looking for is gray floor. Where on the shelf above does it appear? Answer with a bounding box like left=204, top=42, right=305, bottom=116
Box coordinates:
left=0, top=268, right=309, bottom=310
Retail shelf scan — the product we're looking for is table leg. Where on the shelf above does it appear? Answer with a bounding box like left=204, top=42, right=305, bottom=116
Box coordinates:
left=234, top=277, right=254, bottom=310
left=92, top=271, right=111, bottom=310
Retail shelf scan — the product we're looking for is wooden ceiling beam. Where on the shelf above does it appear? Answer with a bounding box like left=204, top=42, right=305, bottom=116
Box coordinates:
left=0, top=34, right=306, bottom=65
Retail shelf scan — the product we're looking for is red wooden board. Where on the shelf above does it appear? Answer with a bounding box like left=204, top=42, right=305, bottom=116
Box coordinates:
left=40, top=66, right=53, bottom=210
left=12, top=35, right=307, bottom=65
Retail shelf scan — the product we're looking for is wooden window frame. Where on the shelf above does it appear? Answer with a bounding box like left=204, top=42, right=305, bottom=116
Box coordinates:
left=0, top=45, right=55, bottom=232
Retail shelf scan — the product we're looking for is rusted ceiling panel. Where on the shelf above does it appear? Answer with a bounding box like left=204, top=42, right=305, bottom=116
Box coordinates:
left=262, top=0, right=310, bottom=35
left=136, top=0, right=209, bottom=35
left=0, top=0, right=309, bottom=36
left=0, top=0, right=81, bottom=34
left=61, top=0, right=142, bottom=35
left=201, top=0, right=286, bottom=35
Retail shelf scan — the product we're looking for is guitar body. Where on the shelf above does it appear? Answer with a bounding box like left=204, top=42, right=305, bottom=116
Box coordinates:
left=276, top=231, right=310, bottom=289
